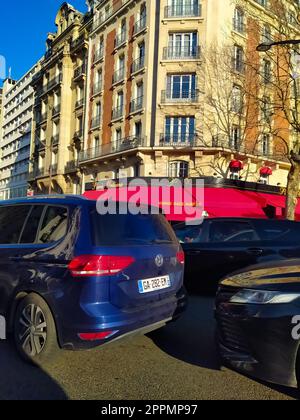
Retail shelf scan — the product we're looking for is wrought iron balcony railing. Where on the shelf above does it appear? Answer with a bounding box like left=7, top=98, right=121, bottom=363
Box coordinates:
left=164, top=4, right=201, bottom=18
left=65, top=160, right=78, bottom=173
left=115, top=31, right=127, bottom=48
left=94, top=47, right=104, bottom=63
left=91, top=115, right=101, bottom=129
left=163, top=46, right=201, bottom=60
left=74, top=64, right=87, bottom=79
left=161, top=89, right=200, bottom=103
left=78, top=136, right=146, bottom=162
left=112, top=105, right=124, bottom=120
left=130, top=96, right=144, bottom=113
left=133, top=16, right=147, bottom=34
left=75, top=98, right=84, bottom=108
left=131, top=56, right=145, bottom=74
left=51, top=134, right=60, bottom=146
left=52, top=104, right=61, bottom=115
left=113, top=67, right=125, bottom=84
left=92, top=81, right=102, bottom=96
left=159, top=133, right=198, bottom=146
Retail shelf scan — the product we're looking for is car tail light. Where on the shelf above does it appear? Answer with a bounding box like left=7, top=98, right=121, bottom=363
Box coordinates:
left=78, top=331, right=117, bottom=341
left=68, top=255, right=135, bottom=277
left=176, top=250, right=185, bottom=265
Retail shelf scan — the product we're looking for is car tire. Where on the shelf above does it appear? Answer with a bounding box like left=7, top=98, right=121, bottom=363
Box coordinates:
left=13, top=293, right=60, bottom=365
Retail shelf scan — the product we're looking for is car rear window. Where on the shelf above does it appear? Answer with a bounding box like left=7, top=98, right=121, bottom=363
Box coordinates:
left=90, top=209, right=177, bottom=246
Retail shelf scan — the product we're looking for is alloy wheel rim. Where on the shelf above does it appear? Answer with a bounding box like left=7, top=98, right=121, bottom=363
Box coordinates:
left=18, top=304, right=47, bottom=356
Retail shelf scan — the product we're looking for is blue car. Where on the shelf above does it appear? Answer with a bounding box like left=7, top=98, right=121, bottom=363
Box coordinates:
left=0, top=196, right=186, bottom=364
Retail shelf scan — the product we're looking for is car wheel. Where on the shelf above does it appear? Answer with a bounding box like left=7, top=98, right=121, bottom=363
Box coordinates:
left=13, top=293, right=60, bottom=365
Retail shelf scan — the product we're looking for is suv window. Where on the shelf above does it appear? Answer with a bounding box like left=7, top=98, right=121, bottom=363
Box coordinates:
left=0, top=205, right=31, bottom=244
left=20, top=205, right=45, bottom=244
left=37, top=206, right=68, bottom=244
left=209, top=221, right=257, bottom=243
left=90, top=210, right=176, bottom=246
left=255, top=221, right=300, bottom=242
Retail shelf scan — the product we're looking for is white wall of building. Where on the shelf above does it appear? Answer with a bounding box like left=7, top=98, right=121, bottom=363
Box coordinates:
left=0, top=63, right=39, bottom=200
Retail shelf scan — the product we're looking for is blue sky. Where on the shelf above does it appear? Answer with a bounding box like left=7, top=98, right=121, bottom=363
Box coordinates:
left=0, top=0, right=87, bottom=85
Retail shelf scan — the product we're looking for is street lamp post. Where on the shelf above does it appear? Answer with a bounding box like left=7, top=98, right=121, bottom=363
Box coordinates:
left=257, top=39, right=300, bottom=52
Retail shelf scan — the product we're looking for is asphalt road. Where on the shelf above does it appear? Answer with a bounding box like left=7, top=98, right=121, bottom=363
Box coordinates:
left=0, top=296, right=298, bottom=400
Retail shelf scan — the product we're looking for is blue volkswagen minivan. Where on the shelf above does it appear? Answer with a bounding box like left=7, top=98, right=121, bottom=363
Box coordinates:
left=0, top=196, right=186, bottom=364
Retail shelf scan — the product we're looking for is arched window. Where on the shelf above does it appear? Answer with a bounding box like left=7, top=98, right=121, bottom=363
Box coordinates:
left=169, top=161, right=189, bottom=178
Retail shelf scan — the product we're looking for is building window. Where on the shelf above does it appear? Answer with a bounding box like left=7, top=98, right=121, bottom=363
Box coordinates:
left=233, top=8, right=244, bottom=33
left=169, top=161, right=189, bottom=178
left=164, top=116, right=195, bottom=143
left=168, top=32, right=198, bottom=58
left=262, top=24, right=271, bottom=43
left=135, top=121, right=142, bottom=138
left=166, top=74, right=196, bottom=100
left=231, top=85, right=243, bottom=113
left=230, top=126, right=241, bottom=150
left=115, top=128, right=122, bottom=142
left=233, top=45, right=244, bottom=73
left=262, top=133, right=270, bottom=155
left=262, top=59, right=271, bottom=84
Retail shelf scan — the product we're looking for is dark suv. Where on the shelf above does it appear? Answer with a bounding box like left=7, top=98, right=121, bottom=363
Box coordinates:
left=0, top=196, right=186, bottom=364
left=174, top=217, right=300, bottom=292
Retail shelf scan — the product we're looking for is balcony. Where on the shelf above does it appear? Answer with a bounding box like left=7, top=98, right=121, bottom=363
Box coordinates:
left=36, top=112, right=47, bottom=124
left=52, top=104, right=61, bottom=115
left=130, top=96, right=144, bottom=113
left=65, top=160, right=78, bottom=173
left=49, top=163, right=58, bottom=174
left=131, top=56, right=145, bottom=74
left=115, top=31, right=127, bottom=49
left=74, top=129, right=83, bottom=139
left=74, top=64, right=87, bottom=80
left=94, top=47, right=104, bottom=63
left=75, top=98, right=84, bottom=109
left=91, top=115, right=101, bottom=130
left=38, top=74, right=63, bottom=96
left=112, top=105, right=124, bottom=121
left=29, top=167, right=46, bottom=179
left=71, top=35, right=87, bottom=51
left=51, top=134, right=60, bottom=146
left=48, top=75, right=63, bottom=90
left=161, top=89, right=200, bottom=103
left=92, top=81, right=102, bottom=96
left=113, top=67, right=125, bottom=84
left=79, top=136, right=146, bottom=162
left=163, top=46, right=201, bottom=60
left=164, top=4, right=201, bottom=18
left=159, top=134, right=198, bottom=147
left=133, top=16, right=147, bottom=35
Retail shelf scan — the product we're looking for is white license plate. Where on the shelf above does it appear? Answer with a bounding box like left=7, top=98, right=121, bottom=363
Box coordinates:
left=138, top=276, right=171, bottom=294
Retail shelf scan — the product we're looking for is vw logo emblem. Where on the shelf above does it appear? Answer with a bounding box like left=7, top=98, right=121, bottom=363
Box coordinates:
left=155, top=254, right=164, bottom=267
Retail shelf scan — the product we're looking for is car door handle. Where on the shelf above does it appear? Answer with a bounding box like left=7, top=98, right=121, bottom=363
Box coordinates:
left=247, top=248, right=263, bottom=256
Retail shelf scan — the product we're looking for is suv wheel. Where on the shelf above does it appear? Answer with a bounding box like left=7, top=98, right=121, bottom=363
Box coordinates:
left=14, top=293, right=60, bottom=365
